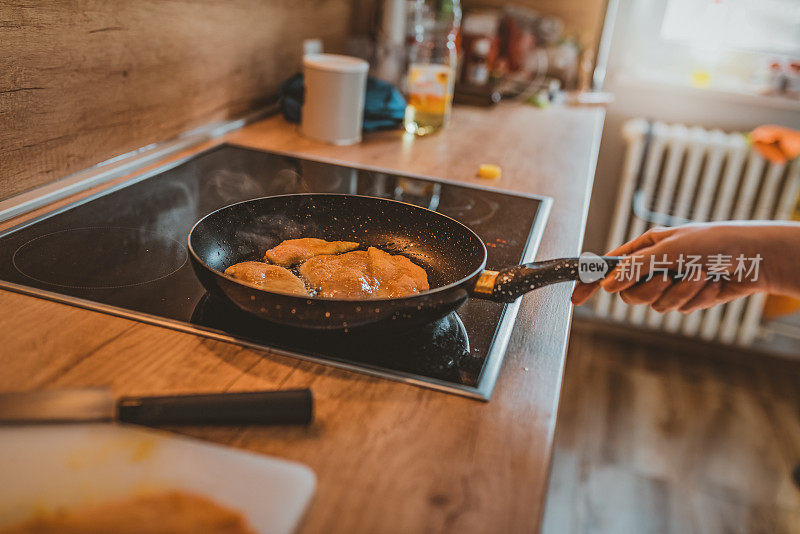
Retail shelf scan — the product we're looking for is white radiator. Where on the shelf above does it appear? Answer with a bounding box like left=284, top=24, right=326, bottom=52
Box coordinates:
left=594, top=119, right=800, bottom=345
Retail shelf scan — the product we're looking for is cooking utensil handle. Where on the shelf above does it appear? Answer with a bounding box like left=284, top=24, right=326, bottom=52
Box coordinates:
left=482, top=256, right=623, bottom=303
left=117, top=389, right=313, bottom=426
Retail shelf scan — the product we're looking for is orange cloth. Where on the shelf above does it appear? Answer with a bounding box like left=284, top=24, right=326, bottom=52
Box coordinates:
left=763, top=294, right=800, bottom=319
left=750, top=125, right=800, bottom=164
left=753, top=126, right=800, bottom=318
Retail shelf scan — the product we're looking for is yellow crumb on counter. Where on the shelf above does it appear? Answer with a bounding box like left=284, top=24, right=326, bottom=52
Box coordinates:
left=477, top=164, right=501, bottom=179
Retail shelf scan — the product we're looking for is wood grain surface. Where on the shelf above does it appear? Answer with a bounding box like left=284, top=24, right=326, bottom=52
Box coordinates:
left=352, top=0, right=610, bottom=60
left=544, top=321, right=800, bottom=534
left=462, top=0, right=609, bottom=54
left=0, top=0, right=350, bottom=200
left=0, top=104, right=604, bottom=533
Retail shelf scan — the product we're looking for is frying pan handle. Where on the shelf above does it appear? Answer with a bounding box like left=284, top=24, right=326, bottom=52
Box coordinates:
left=473, top=256, right=623, bottom=303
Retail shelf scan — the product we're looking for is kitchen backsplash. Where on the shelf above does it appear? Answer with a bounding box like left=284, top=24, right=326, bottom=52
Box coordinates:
left=0, top=0, right=351, bottom=201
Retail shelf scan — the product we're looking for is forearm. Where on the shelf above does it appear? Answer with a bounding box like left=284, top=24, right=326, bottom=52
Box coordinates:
left=572, top=220, right=800, bottom=310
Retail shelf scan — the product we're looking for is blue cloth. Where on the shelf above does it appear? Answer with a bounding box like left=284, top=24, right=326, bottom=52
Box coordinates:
left=279, top=73, right=406, bottom=132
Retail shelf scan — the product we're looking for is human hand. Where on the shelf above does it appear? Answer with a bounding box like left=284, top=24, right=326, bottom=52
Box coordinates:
left=572, top=222, right=800, bottom=313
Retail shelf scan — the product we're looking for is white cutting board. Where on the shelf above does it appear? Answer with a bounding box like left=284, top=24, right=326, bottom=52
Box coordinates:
left=0, top=423, right=315, bottom=533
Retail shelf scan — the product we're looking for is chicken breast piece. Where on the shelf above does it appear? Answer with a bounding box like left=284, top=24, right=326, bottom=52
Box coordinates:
left=264, top=238, right=359, bottom=267
left=0, top=491, right=254, bottom=534
left=299, top=247, right=429, bottom=299
left=224, top=261, right=307, bottom=296
left=365, top=246, right=430, bottom=299
left=298, top=250, right=373, bottom=299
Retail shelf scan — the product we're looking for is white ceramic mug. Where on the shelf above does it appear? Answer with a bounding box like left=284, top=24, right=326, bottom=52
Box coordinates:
left=301, top=54, right=369, bottom=145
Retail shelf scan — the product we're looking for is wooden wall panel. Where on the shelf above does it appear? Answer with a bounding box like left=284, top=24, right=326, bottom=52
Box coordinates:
left=463, top=0, right=608, bottom=53
left=0, top=0, right=352, bottom=200
left=352, top=1, right=608, bottom=53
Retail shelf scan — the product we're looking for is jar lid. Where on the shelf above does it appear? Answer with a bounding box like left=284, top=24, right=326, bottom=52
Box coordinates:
left=303, top=54, right=369, bottom=74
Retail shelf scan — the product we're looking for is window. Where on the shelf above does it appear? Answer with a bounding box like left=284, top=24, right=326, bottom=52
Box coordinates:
left=612, top=0, right=800, bottom=98
left=661, top=0, right=800, bottom=55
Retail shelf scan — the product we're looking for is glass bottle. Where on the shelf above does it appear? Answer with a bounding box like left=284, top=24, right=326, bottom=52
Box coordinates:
left=403, top=0, right=461, bottom=136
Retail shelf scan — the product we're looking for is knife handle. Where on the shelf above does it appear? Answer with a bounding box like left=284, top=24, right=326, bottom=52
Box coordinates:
left=117, top=389, right=313, bottom=426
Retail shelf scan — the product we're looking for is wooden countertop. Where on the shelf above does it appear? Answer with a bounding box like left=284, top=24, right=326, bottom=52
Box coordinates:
left=0, top=104, right=604, bottom=533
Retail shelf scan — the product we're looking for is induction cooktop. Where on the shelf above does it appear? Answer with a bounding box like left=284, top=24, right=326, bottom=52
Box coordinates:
left=0, top=144, right=550, bottom=399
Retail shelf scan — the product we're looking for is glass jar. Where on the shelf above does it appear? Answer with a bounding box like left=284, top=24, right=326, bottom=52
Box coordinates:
left=403, top=0, right=461, bottom=136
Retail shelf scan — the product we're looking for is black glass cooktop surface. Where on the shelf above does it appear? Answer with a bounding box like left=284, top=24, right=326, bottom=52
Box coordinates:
left=0, top=144, right=549, bottom=399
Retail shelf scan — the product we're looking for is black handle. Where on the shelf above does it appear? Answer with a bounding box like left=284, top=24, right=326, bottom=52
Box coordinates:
left=487, top=256, right=623, bottom=303
left=117, top=389, right=313, bottom=426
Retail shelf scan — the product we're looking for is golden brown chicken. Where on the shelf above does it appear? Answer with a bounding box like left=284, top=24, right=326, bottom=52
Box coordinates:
left=365, top=247, right=430, bottom=298
left=264, top=238, right=359, bottom=267
left=224, top=261, right=307, bottom=296
left=0, top=491, right=254, bottom=534
left=299, top=247, right=429, bottom=299
left=298, top=250, right=373, bottom=299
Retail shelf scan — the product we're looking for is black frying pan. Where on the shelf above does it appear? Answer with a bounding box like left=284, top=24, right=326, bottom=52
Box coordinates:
left=188, top=194, right=620, bottom=330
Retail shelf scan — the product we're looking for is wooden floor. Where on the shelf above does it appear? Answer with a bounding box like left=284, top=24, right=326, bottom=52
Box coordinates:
left=542, top=322, right=800, bottom=534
